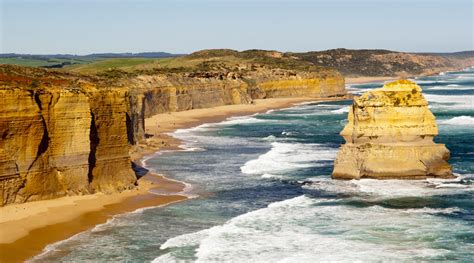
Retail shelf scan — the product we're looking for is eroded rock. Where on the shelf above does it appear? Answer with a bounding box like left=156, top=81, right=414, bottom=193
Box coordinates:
left=332, top=80, right=453, bottom=179
left=0, top=63, right=346, bottom=205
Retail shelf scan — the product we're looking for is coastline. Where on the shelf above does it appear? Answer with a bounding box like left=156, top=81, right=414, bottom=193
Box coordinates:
left=131, top=97, right=349, bottom=157
left=0, top=96, right=348, bottom=262
left=0, top=174, right=187, bottom=263
left=1, top=64, right=467, bottom=261
left=3, top=65, right=463, bottom=261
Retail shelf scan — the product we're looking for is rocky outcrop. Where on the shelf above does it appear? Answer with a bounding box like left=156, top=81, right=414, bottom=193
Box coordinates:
left=332, top=80, right=452, bottom=179
left=0, top=62, right=346, bottom=205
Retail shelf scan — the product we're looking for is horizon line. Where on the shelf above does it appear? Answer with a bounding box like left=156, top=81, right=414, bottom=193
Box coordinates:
left=1, top=48, right=474, bottom=57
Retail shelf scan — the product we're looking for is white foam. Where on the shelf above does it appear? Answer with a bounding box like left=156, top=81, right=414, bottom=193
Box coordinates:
left=217, top=116, right=269, bottom=126
left=352, top=179, right=469, bottom=197
left=429, top=85, right=474, bottom=91
left=293, top=101, right=318, bottom=106
left=414, top=80, right=437, bottom=84
left=172, top=115, right=269, bottom=138
left=177, top=144, right=206, bottom=152
left=154, top=195, right=472, bottom=262
left=152, top=253, right=180, bottom=263
left=440, top=116, right=474, bottom=126
left=261, top=173, right=286, bottom=179
left=455, top=75, right=474, bottom=79
left=281, top=131, right=297, bottom=136
left=173, top=123, right=213, bottom=134
left=425, top=94, right=474, bottom=110
left=330, top=106, right=349, bottom=114
left=348, top=88, right=373, bottom=94
left=315, top=104, right=341, bottom=108
left=148, top=181, right=199, bottom=199
left=305, top=175, right=474, bottom=198
left=240, top=142, right=337, bottom=175
left=262, top=135, right=277, bottom=141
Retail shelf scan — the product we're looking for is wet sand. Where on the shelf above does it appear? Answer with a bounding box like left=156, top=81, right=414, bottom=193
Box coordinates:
left=0, top=96, right=348, bottom=262
left=0, top=174, right=187, bottom=262
left=130, top=97, right=349, bottom=156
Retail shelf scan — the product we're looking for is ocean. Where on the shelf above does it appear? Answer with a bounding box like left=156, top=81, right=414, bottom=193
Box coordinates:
left=34, top=68, right=474, bottom=262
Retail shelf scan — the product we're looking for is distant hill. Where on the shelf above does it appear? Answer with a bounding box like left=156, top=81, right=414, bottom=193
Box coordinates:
left=290, top=49, right=474, bottom=77
left=179, top=48, right=474, bottom=77
left=0, top=52, right=184, bottom=68
left=83, top=52, right=184, bottom=58
left=414, top=51, right=474, bottom=58
left=1, top=49, right=472, bottom=77
left=64, top=49, right=323, bottom=74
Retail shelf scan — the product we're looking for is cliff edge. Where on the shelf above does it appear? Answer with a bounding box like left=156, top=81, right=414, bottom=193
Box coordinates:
left=0, top=58, right=346, bottom=205
left=332, top=80, right=453, bottom=179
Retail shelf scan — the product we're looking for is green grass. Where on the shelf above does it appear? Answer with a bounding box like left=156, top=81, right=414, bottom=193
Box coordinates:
left=0, top=57, right=97, bottom=68
left=65, top=58, right=171, bottom=74
left=0, top=49, right=334, bottom=77
left=64, top=56, right=234, bottom=74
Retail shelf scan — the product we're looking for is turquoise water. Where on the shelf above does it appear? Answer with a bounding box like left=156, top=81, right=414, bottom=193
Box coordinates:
left=35, top=68, right=474, bottom=262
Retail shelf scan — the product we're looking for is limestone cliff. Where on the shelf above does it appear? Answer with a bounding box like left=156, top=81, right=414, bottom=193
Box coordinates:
left=332, top=80, right=452, bottom=179
left=0, top=85, right=137, bottom=205
left=124, top=64, right=346, bottom=143
left=0, top=67, right=136, bottom=205
left=0, top=62, right=346, bottom=205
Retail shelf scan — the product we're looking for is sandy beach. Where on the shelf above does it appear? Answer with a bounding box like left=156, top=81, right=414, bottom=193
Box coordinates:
left=0, top=69, right=458, bottom=261
left=0, top=174, right=187, bottom=262
left=131, top=97, right=349, bottom=157
left=0, top=96, right=348, bottom=262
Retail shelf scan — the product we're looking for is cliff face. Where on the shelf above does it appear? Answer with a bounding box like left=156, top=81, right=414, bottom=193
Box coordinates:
left=0, top=67, right=137, bottom=205
left=252, top=77, right=345, bottom=99
left=126, top=67, right=346, bottom=143
left=0, top=63, right=346, bottom=205
left=332, top=80, right=452, bottom=179
left=88, top=90, right=137, bottom=193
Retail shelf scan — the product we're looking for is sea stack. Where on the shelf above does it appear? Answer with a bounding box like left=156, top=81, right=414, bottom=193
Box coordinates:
left=332, top=80, right=453, bottom=179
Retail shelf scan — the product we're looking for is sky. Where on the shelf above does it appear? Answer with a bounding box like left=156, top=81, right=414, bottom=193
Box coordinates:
left=0, top=0, right=472, bottom=55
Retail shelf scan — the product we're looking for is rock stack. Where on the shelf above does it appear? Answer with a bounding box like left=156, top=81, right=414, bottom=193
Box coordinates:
left=332, top=80, right=453, bottom=179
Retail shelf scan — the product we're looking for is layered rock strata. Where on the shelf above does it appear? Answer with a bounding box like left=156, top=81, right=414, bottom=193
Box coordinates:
left=332, top=80, right=452, bottom=179
left=0, top=87, right=137, bottom=205
left=0, top=64, right=346, bottom=205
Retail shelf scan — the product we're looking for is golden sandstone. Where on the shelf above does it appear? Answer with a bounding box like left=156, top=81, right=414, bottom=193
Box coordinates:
left=0, top=64, right=346, bottom=205
left=332, top=80, right=453, bottom=179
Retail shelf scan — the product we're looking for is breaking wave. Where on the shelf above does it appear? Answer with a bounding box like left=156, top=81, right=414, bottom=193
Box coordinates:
left=154, top=193, right=473, bottom=262
left=440, top=116, right=474, bottom=126
left=240, top=142, right=337, bottom=176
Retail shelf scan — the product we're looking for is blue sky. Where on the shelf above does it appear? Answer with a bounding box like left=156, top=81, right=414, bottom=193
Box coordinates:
left=0, top=0, right=472, bottom=54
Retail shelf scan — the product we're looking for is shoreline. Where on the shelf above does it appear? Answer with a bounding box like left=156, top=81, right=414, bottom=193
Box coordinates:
left=2, top=65, right=462, bottom=261
left=0, top=96, right=348, bottom=262
left=131, top=97, right=350, bottom=157
left=0, top=174, right=188, bottom=263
